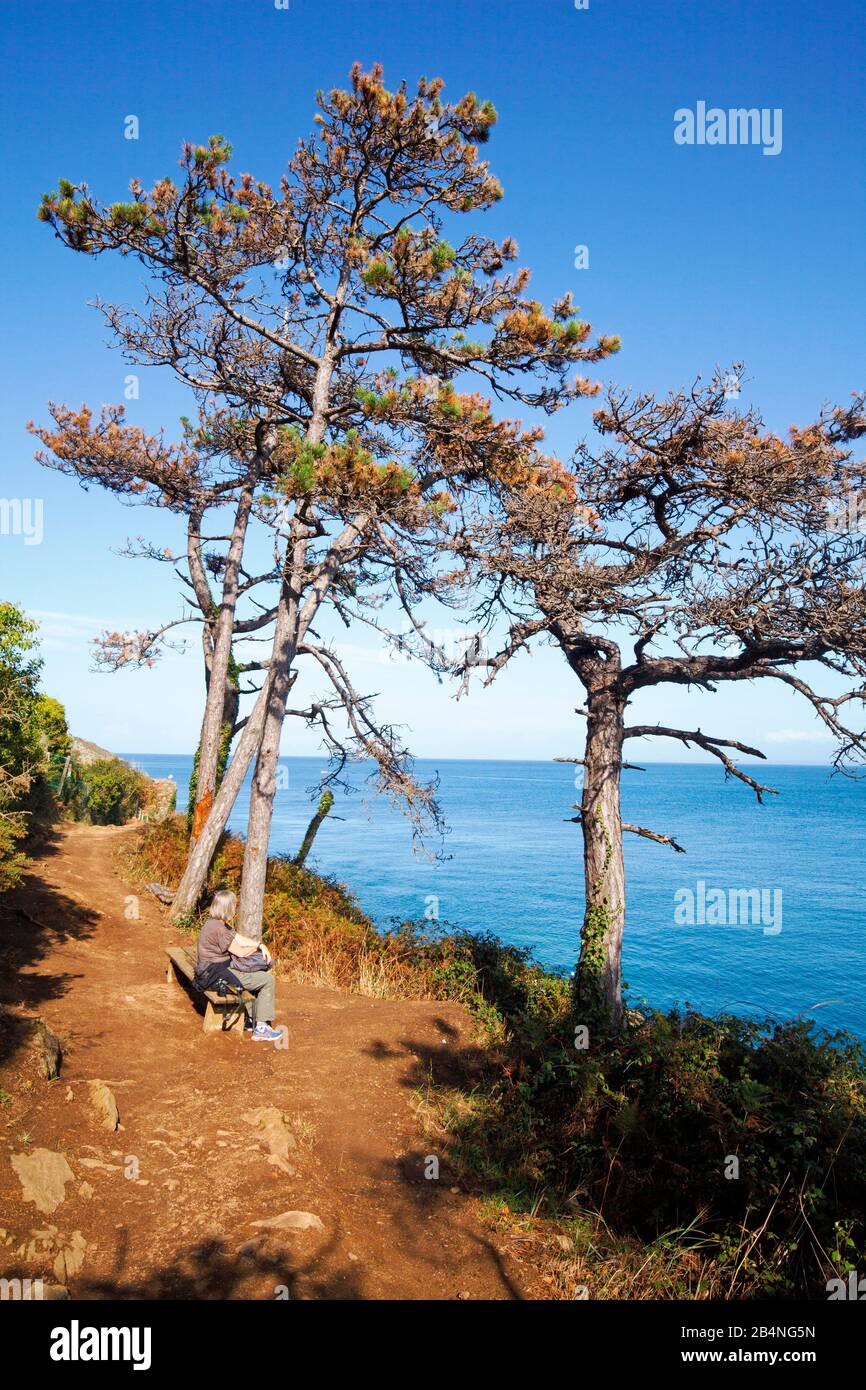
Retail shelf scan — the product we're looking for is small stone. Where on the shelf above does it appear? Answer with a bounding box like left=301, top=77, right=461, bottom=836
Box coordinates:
left=145, top=880, right=175, bottom=903
left=87, top=1080, right=119, bottom=1131
left=32, top=1020, right=62, bottom=1080
left=79, top=1157, right=120, bottom=1173
left=78, top=1182, right=94, bottom=1199
left=251, top=1211, right=324, bottom=1233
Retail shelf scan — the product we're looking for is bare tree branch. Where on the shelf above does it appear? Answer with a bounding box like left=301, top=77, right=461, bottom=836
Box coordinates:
left=623, top=724, right=777, bottom=801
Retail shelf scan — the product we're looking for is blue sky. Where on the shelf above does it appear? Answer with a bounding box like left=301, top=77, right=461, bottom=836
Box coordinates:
left=1, top=0, right=863, bottom=761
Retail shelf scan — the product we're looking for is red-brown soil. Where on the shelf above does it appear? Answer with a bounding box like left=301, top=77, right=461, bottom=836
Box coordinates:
left=0, top=823, right=543, bottom=1300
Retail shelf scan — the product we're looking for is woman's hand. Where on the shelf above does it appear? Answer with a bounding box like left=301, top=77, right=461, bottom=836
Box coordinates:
left=261, top=943, right=273, bottom=964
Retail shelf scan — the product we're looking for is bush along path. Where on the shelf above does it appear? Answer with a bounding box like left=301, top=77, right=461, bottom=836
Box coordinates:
left=0, top=821, right=544, bottom=1299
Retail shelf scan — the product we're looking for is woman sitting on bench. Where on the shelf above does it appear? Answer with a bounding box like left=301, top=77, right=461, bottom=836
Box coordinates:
left=194, top=889, right=281, bottom=1043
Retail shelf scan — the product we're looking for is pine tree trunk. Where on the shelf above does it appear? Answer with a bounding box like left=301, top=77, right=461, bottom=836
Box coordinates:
left=234, top=504, right=369, bottom=938
left=295, top=790, right=334, bottom=868
left=171, top=531, right=313, bottom=920
left=189, top=480, right=256, bottom=845
left=187, top=672, right=239, bottom=832
left=233, top=365, right=336, bottom=938
left=169, top=665, right=277, bottom=919
left=174, top=352, right=359, bottom=926
left=190, top=648, right=242, bottom=841
left=575, top=684, right=627, bottom=1030
left=235, top=658, right=296, bottom=940
left=170, top=510, right=355, bottom=924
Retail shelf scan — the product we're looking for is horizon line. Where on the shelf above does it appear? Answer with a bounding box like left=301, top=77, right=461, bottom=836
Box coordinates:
left=120, top=751, right=849, bottom=770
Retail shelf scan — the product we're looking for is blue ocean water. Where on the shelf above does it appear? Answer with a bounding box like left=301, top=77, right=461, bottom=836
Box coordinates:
left=127, top=755, right=866, bottom=1040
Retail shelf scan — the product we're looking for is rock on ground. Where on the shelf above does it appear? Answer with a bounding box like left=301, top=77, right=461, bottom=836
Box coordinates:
left=11, top=1149, right=75, bottom=1215
left=87, top=1080, right=120, bottom=1131
left=251, top=1210, right=324, bottom=1233
left=244, top=1106, right=296, bottom=1175
left=32, top=1020, right=62, bottom=1080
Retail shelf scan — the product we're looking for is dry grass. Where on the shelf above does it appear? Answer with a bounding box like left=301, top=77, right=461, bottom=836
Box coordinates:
left=285, top=1111, right=317, bottom=1149
left=413, top=1080, right=752, bottom=1300
left=491, top=1205, right=738, bottom=1301
left=121, top=816, right=466, bottom=1001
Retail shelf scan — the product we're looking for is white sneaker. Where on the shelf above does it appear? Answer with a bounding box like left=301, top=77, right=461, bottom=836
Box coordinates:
left=251, top=1023, right=281, bottom=1043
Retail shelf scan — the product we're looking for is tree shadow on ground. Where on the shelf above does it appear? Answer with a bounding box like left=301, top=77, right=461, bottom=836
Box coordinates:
left=71, top=1230, right=369, bottom=1301
left=362, top=1018, right=491, bottom=1091
left=351, top=1027, right=533, bottom=1299
left=0, top=834, right=101, bottom=1063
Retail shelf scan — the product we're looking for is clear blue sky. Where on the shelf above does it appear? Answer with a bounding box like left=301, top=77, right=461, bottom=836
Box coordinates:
left=1, top=0, right=863, bottom=760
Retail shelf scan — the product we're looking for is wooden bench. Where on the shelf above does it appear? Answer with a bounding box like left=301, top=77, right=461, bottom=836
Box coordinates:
left=165, top=945, right=255, bottom=1036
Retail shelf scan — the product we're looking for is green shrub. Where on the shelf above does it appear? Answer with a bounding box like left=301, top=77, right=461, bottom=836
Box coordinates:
left=0, top=795, right=29, bottom=893
left=0, top=604, right=66, bottom=885
left=0, top=603, right=41, bottom=775
left=33, top=695, right=70, bottom=760
left=68, top=758, right=146, bottom=825
left=436, top=982, right=866, bottom=1297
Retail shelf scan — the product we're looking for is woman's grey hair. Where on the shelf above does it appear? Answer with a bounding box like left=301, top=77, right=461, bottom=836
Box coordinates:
left=209, top=889, right=237, bottom=923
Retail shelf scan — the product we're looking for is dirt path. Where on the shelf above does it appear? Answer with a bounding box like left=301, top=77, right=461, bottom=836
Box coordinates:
left=0, top=824, right=542, bottom=1300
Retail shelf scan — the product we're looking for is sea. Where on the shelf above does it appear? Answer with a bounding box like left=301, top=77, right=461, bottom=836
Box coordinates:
left=126, top=755, right=866, bottom=1041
